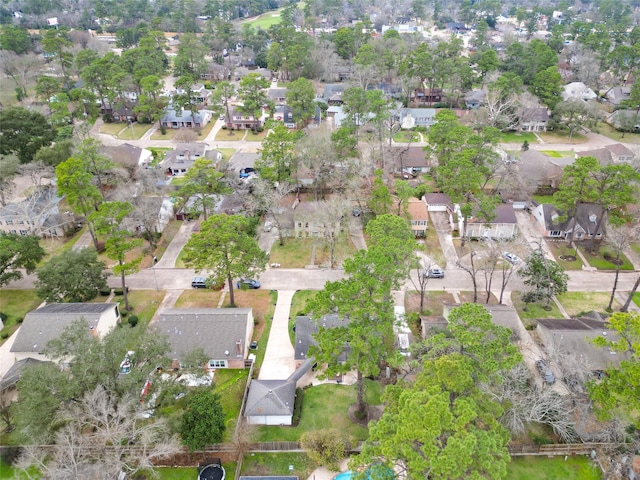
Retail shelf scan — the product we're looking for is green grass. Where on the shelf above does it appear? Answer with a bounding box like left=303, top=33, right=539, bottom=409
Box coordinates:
left=633, top=292, right=640, bottom=307
left=245, top=130, right=268, bottom=142
left=0, top=290, right=42, bottom=344
left=0, top=458, right=40, bottom=479
left=538, top=130, right=587, bottom=144
left=578, top=246, right=634, bottom=271
left=547, top=243, right=584, bottom=270
left=631, top=242, right=640, bottom=254
left=170, top=176, right=187, bottom=187
left=539, top=150, right=565, bottom=157
left=506, top=455, right=602, bottom=480
left=215, top=129, right=245, bottom=141
left=116, top=290, right=165, bottom=325
left=393, top=131, right=421, bottom=143
left=241, top=452, right=315, bottom=479
left=499, top=131, right=537, bottom=143
left=241, top=10, right=283, bottom=29
left=154, top=220, right=182, bottom=262
left=595, top=121, right=640, bottom=145
left=269, top=239, right=314, bottom=268
left=254, top=381, right=382, bottom=442
left=531, top=195, right=555, bottom=205
left=148, top=147, right=172, bottom=166
left=214, top=369, right=250, bottom=441
left=288, top=290, right=319, bottom=343
left=156, top=461, right=236, bottom=480
left=99, top=122, right=150, bottom=139
left=218, top=148, right=236, bottom=161
left=556, top=291, right=620, bottom=317
left=511, top=291, right=564, bottom=322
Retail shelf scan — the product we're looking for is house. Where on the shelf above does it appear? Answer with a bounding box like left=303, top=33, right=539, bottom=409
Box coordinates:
left=125, top=196, right=174, bottom=235
left=323, top=84, right=344, bottom=105
left=517, top=150, right=572, bottom=190
left=443, top=303, right=521, bottom=337
left=519, top=107, right=550, bottom=132
left=0, top=357, right=45, bottom=400
left=465, top=89, right=485, bottom=109
left=405, top=197, right=429, bottom=237
left=397, top=108, right=437, bottom=129
left=10, top=303, right=121, bottom=362
left=267, top=87, right=287, bottom=105
left=368, top=82, right=403, bottom=100
left=273, top=105, right=296, bottom=128
left=409, top=88, right=444, bottom=106
left=389, top=146, right=431, bottom=176
left=537, top=316, right=632, bottom=371
left=561, top=82, right=597, bottom=102
left=156, top=308, right=254, bottom=369
left=532, top=202, right=605, bottom=240
left=458, top=203, right=518, bottom=239
left=294, top=315, right=348, bottom=365
left=576, top=143, right=635, bottom=165
left=160, top=108, right=212, bottom=129
left=291, top=201, right=343, bottom=238
left=227, top=106, right=264, bottom=130
left=160, top=142, right=207, bottom=176
left=607, top=109, right=640, bottom=133
left=100, top=100, right=138, bottom=122
left=423, top=193, right=453, bottom=212
left=605, top=86, right=631, bottom=106
left=0, top=187, right=72, bottom=238
left=186, top=84, right=211, bottom=105
left=102, top=143, right=153, bottom=171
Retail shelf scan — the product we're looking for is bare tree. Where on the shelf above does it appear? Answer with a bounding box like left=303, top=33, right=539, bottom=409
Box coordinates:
left=409, top=253, right=433, bottom=312
left=0, top=52, right=44, bottom=99
left=313, top=197, right=350, bottom=268
left=605, top=224, right=635, bottom=311
left=174, top=128, right=199, bottom=143
left=0, top=156, right=19, bottom=207
left=247, top=178, right=296, bottom=246
left=5, top=187, right=74, bottom=238
left=19, top=161, right=55, bottom=188
left=15, top=385, right=180, bottom=479
left=622, top=275, right=640, bottom=312
left=457, top=248, right=480, bottom=303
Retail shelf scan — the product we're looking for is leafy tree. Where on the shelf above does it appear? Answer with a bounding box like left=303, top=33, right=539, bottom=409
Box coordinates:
left=518, top=248, right=568, bottom=310
left=0, top=107, right=56, bottom=163
left=181, top=390, right=226, bottom=450
left=588, top=312, right=640, bottom=427
left=477, top=49, right=499, bottom=82
left=301, top=429, right=351, bottom=470
left=238, top=73, right=270, bottom=132
left=285, top=77, right=316, bottom=127
left=0, top=233, right=45, bottom=287
left=306, top=215, right=414, bottom=414
left=182, top=214, right=267, bottom=307
left=41, top=28, right=73, bottom=85
left=80, top=52, right=127, bottom=111
left=176, top=158, right=231, bottom=220
left=256, top=123, right=301, bottom=184
left=552, top=100, right=601, bottom=140
left=0, top=25, right=32, bottom=54
left=331, top=125, right=358, bottom=158
left=56, top=157, right=103, bottom=250
left=356, top=303, right=519, bottom=480
left=173, top=32, right=208, bottom=78
left=211, top=81, right=236, bottom=134
left=89, top=202, right=142, bottom=312
left=368, top=172, right=392, bottom=216
left=530, top=66, right=562, bottom=109
left=134, top=75, right=166, bottom=127
left=333, top=27, right=357, bottom=60
left=35, top=249, right=109, bottom=303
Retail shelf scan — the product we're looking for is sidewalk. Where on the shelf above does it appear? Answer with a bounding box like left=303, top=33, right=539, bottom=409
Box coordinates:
left=258, top=290, right=296, bottom=380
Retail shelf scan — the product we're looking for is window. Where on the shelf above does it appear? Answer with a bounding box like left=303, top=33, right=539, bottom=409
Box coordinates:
left=17, top=220, right=24, bottom=225
left=9, top=230, right=16, bottom=234
left=19, top=230, right=28, bottom=236
left=208, top=360, right=227, bottom=368
left=5, top=220, right=13, bottom=225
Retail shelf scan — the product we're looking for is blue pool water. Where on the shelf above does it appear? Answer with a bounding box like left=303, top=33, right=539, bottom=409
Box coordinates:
left=333, top=465, right=394, bottom=480
left=334, top=472, right=354, bottom=480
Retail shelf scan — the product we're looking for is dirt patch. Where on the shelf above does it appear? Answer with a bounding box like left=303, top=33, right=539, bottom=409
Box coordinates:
left=347, top=403, right=384, bottom=427
left=458, top=291, right=499, bottom=304
left=225, top=290, right=274, bottom=340
left=175, top=289, right=222, bottom=308
left=406, top=291, right=455, bottom=316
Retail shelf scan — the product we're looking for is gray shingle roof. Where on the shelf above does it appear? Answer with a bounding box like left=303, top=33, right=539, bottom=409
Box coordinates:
left=244, top=379, right=295, bottom=417
left=156, top=308, right=252, bottom=361
left=0, top=357, right=46, bottom=390
left=294, top=315, right=348, bottom=361
left=11, top=303, right=120, bottom=354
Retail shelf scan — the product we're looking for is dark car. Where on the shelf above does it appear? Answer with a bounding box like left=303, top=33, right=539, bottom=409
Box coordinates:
left=239, top=167, right=256, bottom=179
left=425, top=268, right=445, bottom=278
left=249, top=341, right=258, bottom=350
left=535, top=359, right=556, bottom=384
left=237, top=278, right=260, bottom=289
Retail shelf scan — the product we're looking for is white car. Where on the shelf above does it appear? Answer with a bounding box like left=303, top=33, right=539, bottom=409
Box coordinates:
left=502, top=252, right=519, bottom=264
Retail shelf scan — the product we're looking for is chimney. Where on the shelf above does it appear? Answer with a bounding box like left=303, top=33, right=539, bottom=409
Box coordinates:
left=185, top=150, right=190, bottom=161
left=236, top=338, right=242, bottom=356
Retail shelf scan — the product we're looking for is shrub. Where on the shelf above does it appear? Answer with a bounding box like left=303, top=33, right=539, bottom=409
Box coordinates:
left=100, top=288, right=111, bottom=296
left=0, top=312, right=7, bottom=323
left=128, top=315, right=139, bottom=327
left=16, top=317, right=23, bottom=324
left=300, top=428, right=351, bottom=470
left=103, top=113, right=114, bottom=123
left=1, top=332, right=8, bottom=339
left=292, top=388, right=304, bottom=426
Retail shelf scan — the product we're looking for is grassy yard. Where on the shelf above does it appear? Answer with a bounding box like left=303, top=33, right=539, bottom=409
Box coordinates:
left=578, top=245, right=634, bottom=271
left=115, top=290, right=165, bottom=325
left=595, top=121, right=640, bottom=145
left=631, top=242, right=640, bottom=255
left=241, top=452, right=315, bottom=479
left=556, top=291, right=620, bottom=317
left=218, top=148, right=236, bottom=161
left=151, top=121, right=215, bottom=141
left=634, top=292, right=640, bottom=308
left=547, top=243, right=584, bottom=270
left=269, top=239, right=314, bottom=268
left=215, top=129, right=246, bottom=141
left=499, top=131, right=538, bottom=143
left=406, top=290, right=455, bottom=316
left=288, top=290, right=318, bottom=343
left=99, top=122, right=151, bottom=139
left=538, top=130, right=587, bottom=144
left=0, top=290, right=42, bottom=344
left=421, top=226, right=445, bottom=267
left=241, top=11, right=283, bottom=29
left=511, top=291, right=564, bottom=326
left=174, top=289, right=222, bottom=308
left=255, top=381, right=382, bottom=442
left=245, top=129, right=269, bottom=142
left=507, top=455, right=602, bottom=480
left=393, top=131, right=421, bottom=143
left=214, top=369, right=250, bottom=441
left=148, top=147, right=172, bottom=166
left=539, top=150, right=570, bottom=158
left=531, top=194, right=555, bottom=205
left=154, top=220, right=182, bottom=263
left=315, top=234, right=358, bottom=268
left=156, top=461, right=237, bottom=480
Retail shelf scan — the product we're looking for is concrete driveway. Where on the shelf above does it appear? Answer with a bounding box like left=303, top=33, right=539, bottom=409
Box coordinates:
left=429, top=212, right=459, bottom=268
left=514, top=211, right=555, bottom=260
left=258, top=290, right=296, bottom=380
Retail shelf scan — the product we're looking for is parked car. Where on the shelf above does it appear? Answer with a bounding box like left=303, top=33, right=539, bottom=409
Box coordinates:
left=119, top=351, right=135, bottom=375
left=425, top=267, right=445, bottom=278
left=535, top=359, right=556, bottom=384
left=239, top=167, right=256, bottom=179
left=264, top=221, right=273, bottom=232
left=352, top=207, right=361, bottom=217
left=237, top=278, right=260, bottom=289
left=191, top=276, right=207, bottom=288
left=502, top=252, right=519, bottom=264
left=249, top=341, right=258, bottom=350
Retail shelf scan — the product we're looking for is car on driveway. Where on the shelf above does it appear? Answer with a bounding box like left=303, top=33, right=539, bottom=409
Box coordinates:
left=237, top=278, right=260, bottom=289
left=424, top=267, right=445, bottom=278
left=239, top=167, right=256, bottom=179
left=535, top=359, right=556, bottom=384
left=502, top=252, right=519, bottom=264
left=249, top=341, right=258, bottom=350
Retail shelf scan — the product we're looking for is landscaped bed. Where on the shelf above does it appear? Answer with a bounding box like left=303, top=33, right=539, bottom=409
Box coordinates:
left=547, top=243, right=584, bottom=270
left=578, top=245, right=634, bottom=271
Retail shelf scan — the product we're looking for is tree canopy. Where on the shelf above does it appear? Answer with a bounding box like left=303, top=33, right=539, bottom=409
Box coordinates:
left=0, top=107, right=56, bottom=163
left=0, top=233, right=45, bottom=287
left=181, top=390, right=226, bottom=450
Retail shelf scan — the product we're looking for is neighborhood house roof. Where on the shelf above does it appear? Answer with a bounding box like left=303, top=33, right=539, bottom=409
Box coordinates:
left=294, top=315, right=347, bottom=361
left=521, top=107, right=550, bottom=122
left=0, top=357, right=46, bottom=391
left=561, top=82, right=597, bottom=101
left=244, top=379, right=295, bottom=417
left=156, top=308, right=252, bottom=361
left=160, top=143, right=207, bottom=171
left=468, top=203, right=516, bottom=225
left=423, top=192, right=452, bottom=206
left=576, top=143, right=635, bottom=165
left=11, top=303, right=120, bottom=354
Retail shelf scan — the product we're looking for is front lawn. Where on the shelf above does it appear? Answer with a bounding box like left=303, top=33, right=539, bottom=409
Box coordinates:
left=241, top=452, right=315, bottom=479
left=406, top=290, right=455, bottom=316
left=116, top=290, right=165, bottom=325
left=531, top=195, right=555, bottom=205
left=511, top=291, right=564, bottom=325
left=421, top=226, right=445, bottom=267
left=507, top=455, right=602, bottom=480
left=99, top=122, right=151, bottom=139
left=255, top=381, right=382, bottom=442
left=174, top=289, right=223, bottom=308
left=538, top=130, right=587, bottom=144
left=539, top=150, right=567, bottom=157
left=595, top=121, right=640, bottom=145
left=289, top=290, right=318, bottom=343
left=499, top=131, right=538, bottom=143
left=215, top=129, right=245, bottom=141
left=0, top=290, right=42, bottom=344
left=578, top=246, right=633, bottom=271
left=556, top=291, right=620, bottom=317
left=269, top=239, right=314, bottom=268
left=315, top=234, right=358, bottom=268
left=393, top=131, right=421, bottom=143
left=547, top=243, right=584, bottom=270
left=245, top=129, right=268, bottom=142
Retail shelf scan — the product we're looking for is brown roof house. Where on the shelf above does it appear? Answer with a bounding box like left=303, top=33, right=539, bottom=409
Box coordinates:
left=519, top=107, right=550, bottom=132
left=156, top=308, right=254, bottom=370
left=455, top=203, right=518, bottom=239
left=389, top=146, right=431, bottom=177
left=576, top=144, right=635, bottom=165
left=393, top=198, right=429, bottom=237
left=102, top=143, right=153, bottom=172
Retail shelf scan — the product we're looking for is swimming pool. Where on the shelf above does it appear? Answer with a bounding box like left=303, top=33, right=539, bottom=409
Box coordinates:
left=333, top=465, right=394, bottom=480
left=334, top=471, right=354, bottom=480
